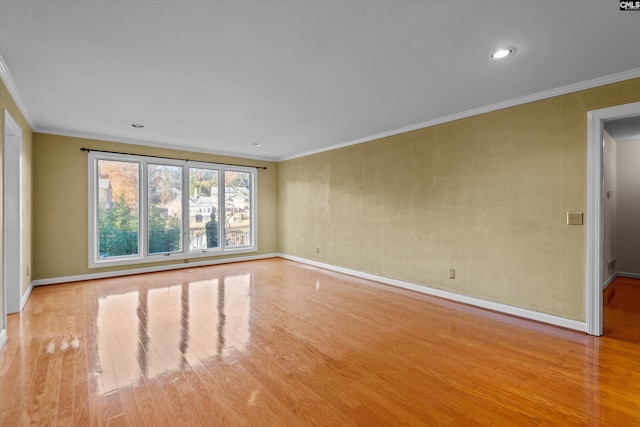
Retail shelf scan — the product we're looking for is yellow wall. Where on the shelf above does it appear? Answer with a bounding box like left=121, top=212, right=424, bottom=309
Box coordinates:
left=32, top=134, right=278, bottom=279
left=278, top=77, right=640, bottom=321
left=18, top=75, right=640, bottom=322
left=0, top=79, right=34, bottom=316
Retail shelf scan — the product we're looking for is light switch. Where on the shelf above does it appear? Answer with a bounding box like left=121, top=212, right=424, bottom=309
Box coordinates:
left=567, top=212, right=583, bottom=225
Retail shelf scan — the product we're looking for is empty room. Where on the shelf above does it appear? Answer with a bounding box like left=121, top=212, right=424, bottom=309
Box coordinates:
left=2, top=1, right=640, bottom=425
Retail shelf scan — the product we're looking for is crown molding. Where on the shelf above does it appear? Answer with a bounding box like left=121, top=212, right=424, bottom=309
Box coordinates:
left=278, top=67, right=640, bottom=162
left=0, top=53, right=35, bottom=129
left=36, top=127, right=279, bottom=163
left=3, top=44, right=640, bottom=163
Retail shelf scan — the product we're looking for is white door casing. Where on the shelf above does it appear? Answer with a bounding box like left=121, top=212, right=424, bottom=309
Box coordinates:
left=586, top=101, right=640, bottom=336
left=3, top=108, right=23, bottom=317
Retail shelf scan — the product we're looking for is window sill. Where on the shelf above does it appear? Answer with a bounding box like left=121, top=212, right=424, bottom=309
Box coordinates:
left=89, top=246, right=258, bottom=269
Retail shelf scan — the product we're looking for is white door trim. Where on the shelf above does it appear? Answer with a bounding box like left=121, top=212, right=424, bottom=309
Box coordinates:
left=3, top=109, right=23, bottom=318
left=586, top=101, right=640, bottom=336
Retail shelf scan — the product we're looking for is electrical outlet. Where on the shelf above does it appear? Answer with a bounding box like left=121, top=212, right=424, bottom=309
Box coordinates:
left=315, top=246, right=320, bottom=254
left=567, top=212, right=583, bottom=225
left=449, top=269, right=455, bottom=279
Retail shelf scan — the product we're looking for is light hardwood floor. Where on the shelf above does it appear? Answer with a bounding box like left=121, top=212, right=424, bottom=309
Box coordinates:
left=604, top=276, right=640, bottom=343
left=1, top=258, right=640, bottom=426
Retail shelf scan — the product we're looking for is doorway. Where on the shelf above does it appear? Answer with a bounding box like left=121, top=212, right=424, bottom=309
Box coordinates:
left=586, top=101, right=640, bottom=336
left=2, top=109, right=23, bottom=325
left=601, top=114, right=640, bottom=341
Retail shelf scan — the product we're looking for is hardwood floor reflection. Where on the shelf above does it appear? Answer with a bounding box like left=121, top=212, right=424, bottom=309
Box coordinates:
left=604, top=276, right=640, bottom=343
left=2, top=259, right=640, bottom=425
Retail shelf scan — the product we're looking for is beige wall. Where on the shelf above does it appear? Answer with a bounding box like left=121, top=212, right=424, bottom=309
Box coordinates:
left=0, top=79, right=34, bottom=317
left=32, top=134, right=278, bottom=280
left=602, top=131, right=617, bottom=281
left=278, top=78, right=640, bottom=322
left=14, top=74, right=640, bottom=323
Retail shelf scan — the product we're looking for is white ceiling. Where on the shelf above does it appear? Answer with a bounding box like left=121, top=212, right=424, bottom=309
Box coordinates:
left=605, top=115, right=640, bottom=143
left=1, top=1, right=640, bottom=161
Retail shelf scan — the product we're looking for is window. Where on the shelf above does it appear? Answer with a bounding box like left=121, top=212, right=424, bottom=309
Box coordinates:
left=96, top=159, right=140, bottom=259
left=88, top=152, right=257, bottom=268
left=188, top=166, right=220, bottom=251
left=224, top=170, right=252, bottom=249
left=148, top=163, right=183, bottom=254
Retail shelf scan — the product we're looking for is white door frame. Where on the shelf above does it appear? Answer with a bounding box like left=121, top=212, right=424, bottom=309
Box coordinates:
left=3, top=109, right=23, bottom=318
left=586, top=101, right=640, bottom=336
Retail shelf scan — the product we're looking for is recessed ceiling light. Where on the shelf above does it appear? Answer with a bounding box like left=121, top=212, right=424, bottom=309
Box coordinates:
left=490, top=48, right=516, bottom=60
left=131, top=123, right=144, bottom=128
left=251, top=143, right=261, bottom=147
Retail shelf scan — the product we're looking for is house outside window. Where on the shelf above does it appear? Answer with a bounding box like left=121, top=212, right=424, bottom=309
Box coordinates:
left=88, top=152, right=257, bottom=268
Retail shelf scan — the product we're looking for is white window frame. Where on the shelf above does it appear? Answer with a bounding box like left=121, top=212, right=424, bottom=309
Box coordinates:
left=88, top=152, right=257, bottom=268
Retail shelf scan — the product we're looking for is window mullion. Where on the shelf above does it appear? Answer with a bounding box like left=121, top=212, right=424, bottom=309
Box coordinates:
left=182, top=163, right=190, bottom=254
left=250, top=171, right=256, bottom=248
left=220, top=170, right=226, bottom=251
left=88, top=154, right=97, bottom=264
left=140, top=159, right=148, bottom=258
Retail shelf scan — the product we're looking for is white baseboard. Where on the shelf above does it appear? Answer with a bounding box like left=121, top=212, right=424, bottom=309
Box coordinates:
left=29, top=252, right=587, bottom=332
left=2, top=285, right=34, bottom=351
left=616, top=271, right=640, bottom=280
left=21, top=283, right=33, bottom=310
left=32, top=253, right=280, bottom=286
left=280, top=254, right=587, bottom=333
left=601, top=271, right=640, bottom=291
left=603, top=271, right=640, bottom=292
left=602, top=273, right=617, bottom=291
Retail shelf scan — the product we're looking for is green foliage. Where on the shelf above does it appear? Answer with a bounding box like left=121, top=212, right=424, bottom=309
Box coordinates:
left=189, top=168, right=217, bottom=198
left=148, top=165, right=182, bottom=206
left=99, top=196, right=182, bottom=257
left=98, top=195, right=138, bottom=257
left=148, top=205, right=182, bottom=254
